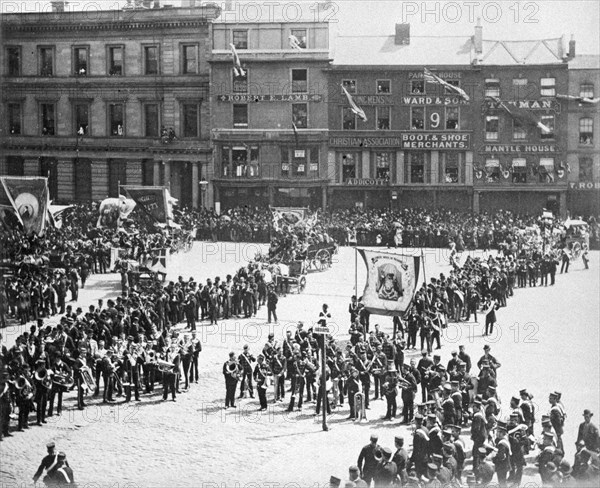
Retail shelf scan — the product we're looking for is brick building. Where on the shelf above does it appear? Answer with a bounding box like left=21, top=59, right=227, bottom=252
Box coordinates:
left=327, top=24, right=480, bottom=210
left=1, top=2, right=221, bottom=207
left=209, top=6, right=331, bottom=210
left=565, top=54, right=600, bottom=217
left=474, top=36, right=572, bottom=217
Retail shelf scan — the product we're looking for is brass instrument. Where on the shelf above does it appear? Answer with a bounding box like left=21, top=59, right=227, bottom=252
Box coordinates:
left=35, top=366, right=54, bottom=389
left=226, top=361, right=241, bottom=380
left=15, top=375, right=34, bottom=400
left=53, top=370, right=74, bottom=389
left=156, top=359, right=175, bottom=374
left=146, top=350, right=157, bottom=364
left=80, top=365, right=96, bottom=392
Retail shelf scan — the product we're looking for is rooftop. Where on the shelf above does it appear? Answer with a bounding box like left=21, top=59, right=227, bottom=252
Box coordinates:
left=481, top=38, right=567, bottom=65
left=568, top=54, right=600, bottom=70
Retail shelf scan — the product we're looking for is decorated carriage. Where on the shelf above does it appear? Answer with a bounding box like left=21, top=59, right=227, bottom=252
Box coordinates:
left=563, top=219, right=590, bottom=258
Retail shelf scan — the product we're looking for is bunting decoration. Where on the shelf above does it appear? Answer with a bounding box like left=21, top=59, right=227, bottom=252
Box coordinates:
left=424, top=67, right=470, bottom=101
left=556, top=94, right=600, bottom=105
left=487, top=96, right=552, bottom=133
left=0, top=176, right=49, bottom=236
left=341, top=84, right=367, bottom=122
left=289, top=34, right=304, bottom=50
left=358, top=249, right=421, bottom=316
left=230, top=43, right=246, bottom=78
left=292, top=120, right=299, bottom=147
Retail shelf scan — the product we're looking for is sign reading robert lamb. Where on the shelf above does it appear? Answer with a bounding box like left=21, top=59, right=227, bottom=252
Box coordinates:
left=401, top=132, right=470, bottom=150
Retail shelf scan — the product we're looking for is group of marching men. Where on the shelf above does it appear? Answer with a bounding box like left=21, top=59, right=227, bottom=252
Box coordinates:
left=0, top=317, right=203, bottom=440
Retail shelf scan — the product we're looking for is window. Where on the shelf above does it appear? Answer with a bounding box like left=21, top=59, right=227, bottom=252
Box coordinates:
left=182, top=44, right=198, bottom=74
left=74, top=102, right=90, bottom=135
left=144, top=104, right=160, bottom=137
left=292, top=69, right=308, bottom=93
left=73, top=46, right=88, bottom=76
left=7, top=47, right=21, bottom=76
left=485, top=115, right=499, bottom=140
left=540, top=78, right=556, bottom=97
left=182, top=103, right=200, bottom=138
left=342, top=79, right=356, bottom=94
left=375, top=152, right=391, bottom=179
left=444, top=80, right=461, bottom=94
left=341, top=153, right=357, bottom=182
left=39, top=47, right=54, bottom=76
left=233, top=68, right=248, bottom=93
left=485, top=79, right=500, bottom=97
left=513, top=118, right=526, bottom=140
left=233, top=104, right=248, bottom=128
left=232, top=147, right=248, bottom=176
left=8, top=103, right=21, bottom=134
left=144, top=46, right=159, bottom=75
left=408, top=152, right=425, bottom=183
left=292, top=103, right=308, bottom=128
left=281, top=148, right=289, bottom=177
left=512, top=78, right=528, bottom=98
left=442, top=152, right=459, bottom=183
left=411, top=107, right=424, bottom=130
left=539, top=158, right=555, bottom=183
left=376, top=106, right=390, bottom=130
left=40, top=103, right=55, bottom=135
left=342, top=107, right=356, bottom=130
left=512, top=158, right=527, bottom=183
left=292, top=149, right=307, bottom=177
left=411, top=80, right=424, bottom=94
left=232, top=30, right=248, bottom=49
left=580, top=83, right=594, bottom=99
left=108, top=103, right=124, bottom=136
left=579, top=158, right=593, bottom=182
left=445, top=107, right=459, bottom=129
left=376, top=80, right=390, bottom=94
left=579, top=118, right=593, bottom=145
left=291, top=29, right=307, bottom=48
left=484, top=159, right=500, bottom=182
left=540, top=115, right=555, bottom=139
left=6, top=156, right=24, bottom=176
left=108, top=46, right=123, bottom=75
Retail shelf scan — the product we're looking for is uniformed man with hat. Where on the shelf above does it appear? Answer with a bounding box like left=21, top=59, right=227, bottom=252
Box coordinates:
left=471, top=400, right=488, bottom=471
left=45, top=452, right=74, bottom=486
left=408, top=414, right=430, bottom=477
left=475, top=446, right=495, bottom=485
left=33, top=442, right=60, bottom=483
left=374, top=447, right=397, bottom=486
left=347, top=465, right=367, bottom=488
left=392, top=436, right=408, bottom=485
left=491, top=421, right=512, bottom=487
left=549, top=391, right=565, bottom=451
left=519, top=388, right=535, bottom=435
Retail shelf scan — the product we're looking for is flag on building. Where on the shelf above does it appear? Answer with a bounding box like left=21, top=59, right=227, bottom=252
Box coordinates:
left=424, top=67, right=470, bottom=101
left=123, top=186, right=169, bottom=223
left=0, top=176, right=49, bottom=236
left=488, top=96, right=552, bottom=133
left=341, top=84, right=367, bottom=122
left=292, top=120, right=299, bottom=147
left=230, top=43, right=246, bottom=77
left=289, top=34, right=304, bottom=50
left=358, top=250, right=421, bottom=316
left=556, top=93, right=600, bottom=105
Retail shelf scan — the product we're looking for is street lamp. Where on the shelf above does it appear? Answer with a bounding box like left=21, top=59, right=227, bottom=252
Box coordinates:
left=199, top=179, right=208, bottom=209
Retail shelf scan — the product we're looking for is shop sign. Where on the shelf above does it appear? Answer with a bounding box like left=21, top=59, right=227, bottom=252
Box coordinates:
left=329, top=137, right=402, bottom=147
left=569, top=182, right=600, bottom=190
left=401, top=96, right=469, bottom=105
left=482, top=144, right=559, bottom=153
left=400, top=132, right=470, bottom=150
left=483, top=99, right=561, bottom=112
left=345, top=178, right=389, bottom=186
left=217, top=94, right=322, bottom=102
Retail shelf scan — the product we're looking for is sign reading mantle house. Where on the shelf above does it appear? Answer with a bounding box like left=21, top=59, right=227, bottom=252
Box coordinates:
left=217, top=94, right=322, bottom=102
left=481, top=144, right=560, bottom=153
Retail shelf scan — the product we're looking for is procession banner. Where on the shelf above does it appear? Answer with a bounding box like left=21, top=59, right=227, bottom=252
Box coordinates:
left=270, top=206, right=309, bottom=230
left=148, top=248, right=169, bottom=273
left=0, top=176, right=49, bottom=236
left=122, top=186, right=169, bottom=224
left=358, top=249, right=421, bottom=316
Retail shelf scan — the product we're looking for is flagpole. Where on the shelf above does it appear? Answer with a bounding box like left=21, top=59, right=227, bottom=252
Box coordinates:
left=421, top=248, right=426, bottom=287
left=354, top=247, right=358, bottom=294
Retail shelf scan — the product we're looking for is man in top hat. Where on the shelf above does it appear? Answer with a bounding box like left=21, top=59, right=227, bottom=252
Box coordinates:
left=347, top=465, right=367, bottom=488
left=357, top=434, right=380, bottom=486
left=375, top=447, right=398, bottom=486
left=578, top=409, right=599, bottom=452
left=549, top=391, right=566, bottom=451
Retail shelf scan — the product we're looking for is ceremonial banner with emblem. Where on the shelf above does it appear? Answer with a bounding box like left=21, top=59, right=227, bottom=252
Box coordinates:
left=358, top=250, right=421, bottom=316
left=270, top=206, right=309, bottom=230
left=148, top=248, right=169, bottom=273
left=1, top=176, right=49, bottom=236
left=123, top=186, right=169, bottom=224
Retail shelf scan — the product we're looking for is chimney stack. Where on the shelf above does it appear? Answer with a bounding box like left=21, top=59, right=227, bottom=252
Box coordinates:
left=142, top=0, right=153, bottom=8
left=568, top=35, right=576, bottom=60
left=395, top=24, right=410, bottom=45
left=51, top=1, right=67, bottom=12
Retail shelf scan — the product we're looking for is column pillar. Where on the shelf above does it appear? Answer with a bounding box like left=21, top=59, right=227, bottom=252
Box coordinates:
left=430, top=151, right=439, bottom=184
left=559, top=191, right=567, bottom=219
left=321, top=186, right=327, bottom=209
left=473, top=191, right=480, bottom=214
left=153, top=161, right=160, bottom=186
left=163, top=161, right=171, bottom=190
left=361, top=149, right=370, bottom=179
left=91, top=159, right=109, bottom=200
left=126, top=160, right=143, bottom=186
left=191, top=161, right=199, bottom=209
left=396, top=151, right=404, bottom=184
left=23, top=157, right=40, bottom=176
left=268, top=186, right=275, bottom=206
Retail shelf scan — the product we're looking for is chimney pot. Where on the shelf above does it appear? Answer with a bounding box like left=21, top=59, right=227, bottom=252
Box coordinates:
left=395, top=24, right=410, bottom=45
left=568, top=35, right=576, bottom=60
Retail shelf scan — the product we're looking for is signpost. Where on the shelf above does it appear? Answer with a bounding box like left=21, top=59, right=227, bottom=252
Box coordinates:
left=313, top=325, right=330, bottom=431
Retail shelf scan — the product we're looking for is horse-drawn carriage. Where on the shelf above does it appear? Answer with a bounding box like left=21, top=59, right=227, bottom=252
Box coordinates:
left=300, top=241, right=337, bottom=271
left=563, top=219, right=590, bottom=259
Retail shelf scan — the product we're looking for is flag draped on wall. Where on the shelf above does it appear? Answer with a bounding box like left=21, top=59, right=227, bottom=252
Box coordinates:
left=230, top=43, right=245, bottom=77
left=487, top=96, right=551, bottom=133
left=289, top=34, right=304, bottom=50
left=0, top=176, right=49, bottom=236
left=123, top=186, right=169, bottom=224
left=358, top=250, right=421, bottom=316
left=424, top=67, right=470, bottom=101
left=341, top=84, right=367, bottom=122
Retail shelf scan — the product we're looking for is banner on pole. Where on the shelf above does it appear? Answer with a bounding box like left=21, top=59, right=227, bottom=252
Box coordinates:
left=358, top=249, right=421, bottom=316
left=122, top=186, right=169, bottom=224
left=0, top=176, right=49, bottom=236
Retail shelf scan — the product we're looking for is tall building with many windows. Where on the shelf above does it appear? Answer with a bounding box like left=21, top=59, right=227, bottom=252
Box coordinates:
left=1, top=3, right=221, bottom=207
left=209, top=5, right=331, bottom=209
left=565, top=54, right=600, bottom=216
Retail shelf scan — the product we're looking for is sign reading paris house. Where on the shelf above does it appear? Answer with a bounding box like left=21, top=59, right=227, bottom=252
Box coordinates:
left=217, top=94, right=323, bottom=102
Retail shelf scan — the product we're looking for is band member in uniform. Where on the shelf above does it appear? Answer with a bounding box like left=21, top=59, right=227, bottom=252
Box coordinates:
left=400, top=363, right=417, bottom=424
left=345, top=367, right=361, bottom=420
left=238, top=345, right=255, bottom=399
left=408, top=413, right=430, bottom=477
left=47, top=355, right=70, bottom=417
left=371, top=345, right=387, bottom=400
left=189, top=332, right=202, bottom=385
left=382, top=365, right=399, bottom=420
left=44, top=452, right=74, bottom=486
left=392, top=436, right=408, bottom=486
left=471, top=400, right=488, bottom=471
left=253, top=355, right=270, bottom=411
left=223, top=352, right=239, bottom=408
left=519, top=388, right=535, bottom=436
left=549, top=391, right=566, bottom=451
left=270, top=348, right=286, bottom=402
left=491, top=421, right=512, bottom=487
left=33, top=359, right=50, bottom=425
left=162, top=345, right=179, bottom=402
